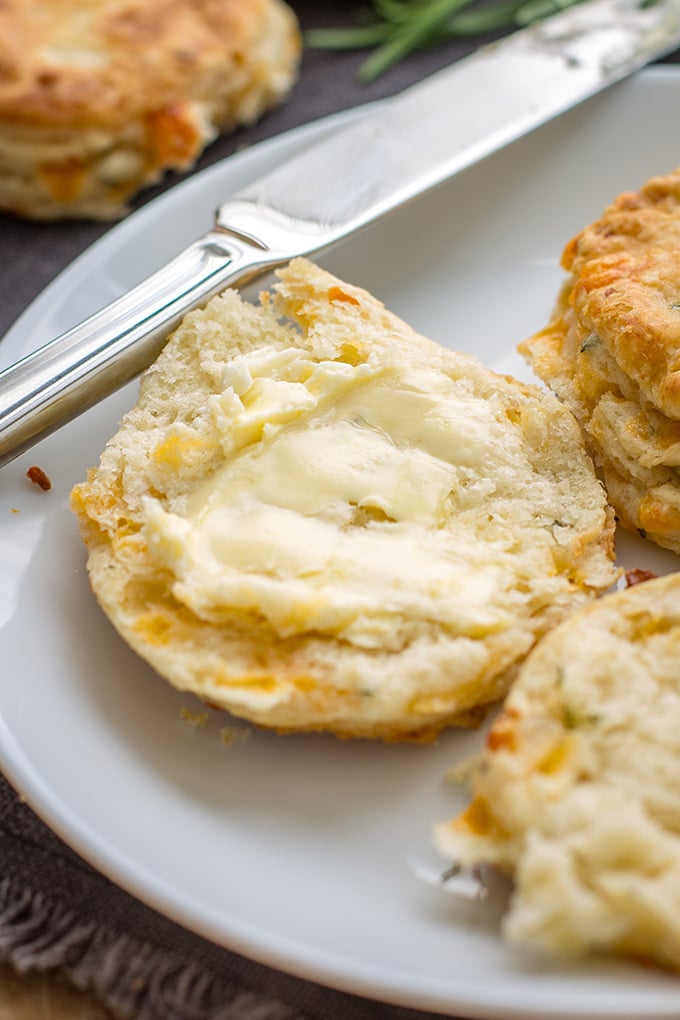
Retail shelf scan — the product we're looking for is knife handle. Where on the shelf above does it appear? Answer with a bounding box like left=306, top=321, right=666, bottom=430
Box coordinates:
left=0, top=229, right=282, bottom=469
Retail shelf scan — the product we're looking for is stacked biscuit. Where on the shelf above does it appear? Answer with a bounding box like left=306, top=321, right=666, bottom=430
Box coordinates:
left=519, top=168, right=680, bottom=555
left=0, top=0, right=300, bottom=219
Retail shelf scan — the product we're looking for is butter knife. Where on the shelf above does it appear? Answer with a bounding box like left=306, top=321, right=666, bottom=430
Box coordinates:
left=2, top=0, right=680, bottom=467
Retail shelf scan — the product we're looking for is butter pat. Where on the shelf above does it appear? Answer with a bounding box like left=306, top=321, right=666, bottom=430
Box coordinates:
left=146, top=346, right=531, bottom=647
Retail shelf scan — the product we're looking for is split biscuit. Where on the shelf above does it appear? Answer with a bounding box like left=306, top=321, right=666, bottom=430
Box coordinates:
left=0, top=0, right=300, bottom=219
left=71, top=258, right=617, bottom=741
left=436, top=572, right=680, bottom=970
left=520, top=168, right=680, bottom=554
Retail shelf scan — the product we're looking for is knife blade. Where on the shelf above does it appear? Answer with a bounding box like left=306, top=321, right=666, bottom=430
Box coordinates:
left=2, top=0, right=680, bottom=467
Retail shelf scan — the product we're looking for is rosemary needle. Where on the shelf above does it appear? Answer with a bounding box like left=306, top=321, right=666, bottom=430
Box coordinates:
left=305, top=0, right=586, bottom=81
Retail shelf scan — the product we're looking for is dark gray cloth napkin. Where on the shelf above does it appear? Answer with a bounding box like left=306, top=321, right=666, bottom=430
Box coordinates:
left=1, top=5, right=679, bottom=1018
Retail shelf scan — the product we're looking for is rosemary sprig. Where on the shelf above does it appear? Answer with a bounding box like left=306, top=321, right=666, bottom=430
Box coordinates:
left=305, top=0, right=586, bottom=82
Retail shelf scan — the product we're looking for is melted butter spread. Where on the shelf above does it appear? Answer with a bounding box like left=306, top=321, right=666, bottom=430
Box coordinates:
left=144, top=346, right=527, bottom=647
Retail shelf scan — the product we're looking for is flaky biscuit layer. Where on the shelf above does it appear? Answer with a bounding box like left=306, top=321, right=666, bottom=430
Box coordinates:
left=520, top=167, right=680, bottom=554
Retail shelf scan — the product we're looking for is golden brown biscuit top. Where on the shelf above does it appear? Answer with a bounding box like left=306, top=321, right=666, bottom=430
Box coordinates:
left=0, top=0, right=278, bottom=126
left=563, top=168, right=680, bottom=420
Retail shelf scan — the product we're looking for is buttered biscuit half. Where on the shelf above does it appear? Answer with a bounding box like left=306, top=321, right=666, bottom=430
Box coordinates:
left=72, top=259, right=618, bottom=740
left=0, top=0, right=300, bottom=219
left=436, top=572, right=680, bottom=970
left=520, top=167, right=680, bottom=554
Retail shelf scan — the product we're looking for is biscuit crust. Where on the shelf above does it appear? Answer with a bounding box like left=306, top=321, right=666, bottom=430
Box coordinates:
left=0, top=0, right=300, bottom=218
left=520, top=168, right=680, bottom=553
left=436, top=573, right=680, bottom=970
left=71, top=259, right=617, bottom=741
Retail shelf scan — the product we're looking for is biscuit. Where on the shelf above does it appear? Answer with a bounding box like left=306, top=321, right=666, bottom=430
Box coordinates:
left=71, top=258, right=617, bottom=740
left=0, top=0, right=300, bottom=219
left=520, top=168, right=680, bottom=553
left=436, top=572, right=680, bottom=970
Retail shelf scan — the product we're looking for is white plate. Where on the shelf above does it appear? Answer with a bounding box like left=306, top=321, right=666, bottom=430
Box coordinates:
left=2, top=67, right=680, bottom=1020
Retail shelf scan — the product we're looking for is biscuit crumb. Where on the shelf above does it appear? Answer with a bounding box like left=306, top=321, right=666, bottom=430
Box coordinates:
left=179, top=706, right=208, bottom=729
left=625, top=567, right=658, bottom=587
left=26, top=465, right=51, bottom=490
left=219, top=725, right=251, bottom=747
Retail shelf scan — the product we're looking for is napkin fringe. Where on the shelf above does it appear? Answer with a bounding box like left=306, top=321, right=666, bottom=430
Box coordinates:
left=0, top=877, right=304, bottom=1020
